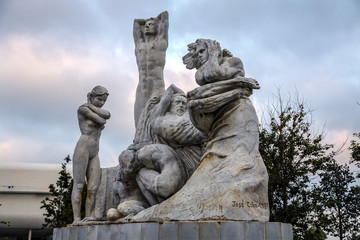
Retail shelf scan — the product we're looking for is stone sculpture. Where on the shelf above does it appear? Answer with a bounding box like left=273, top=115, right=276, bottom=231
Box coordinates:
left=133, top=11, right=168, bottom=128
left=131, top=39, right=269, bottom=222
left=61, top=13, right=287, bottom=240
left=72, top=86, right=110, bottom=224
left=105, top=12, right=209, bottom=222
left=109, top=84, right=206, bottom=220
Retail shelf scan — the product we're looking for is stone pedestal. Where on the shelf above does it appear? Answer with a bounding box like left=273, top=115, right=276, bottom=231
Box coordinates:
left=53, top=221, right=292, bottom=240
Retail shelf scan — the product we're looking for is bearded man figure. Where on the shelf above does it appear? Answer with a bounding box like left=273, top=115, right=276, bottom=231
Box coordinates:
left=111, top=84, right=206, bottom=219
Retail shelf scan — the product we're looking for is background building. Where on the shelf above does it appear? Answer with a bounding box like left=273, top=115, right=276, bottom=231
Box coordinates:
left=0, top=162, right=71, bottom=240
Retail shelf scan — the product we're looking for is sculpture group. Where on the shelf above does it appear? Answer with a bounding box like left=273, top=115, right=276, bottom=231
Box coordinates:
left=72, top=11, right=269, bottom=224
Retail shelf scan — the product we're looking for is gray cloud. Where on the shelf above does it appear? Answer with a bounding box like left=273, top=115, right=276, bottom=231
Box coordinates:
left=0, top=0, right=359, bottom=166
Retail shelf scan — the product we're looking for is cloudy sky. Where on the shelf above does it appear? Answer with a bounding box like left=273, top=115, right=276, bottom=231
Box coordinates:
left=0, top=0, right=359, bottom=167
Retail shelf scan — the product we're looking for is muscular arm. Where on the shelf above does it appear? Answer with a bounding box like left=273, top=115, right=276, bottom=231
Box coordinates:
left=133, top=18, right=146, bottom=45
left=78, top=105, right=107, bottom=125
left=156, top=11, right=169, bottom=41
left=155, top=84, right=183, bottom=116
left=202, top=41, right=245, bottom=82
left=87, top=104, right=111, bottom=119
left=213, top=58, right=244, bottom=80
left=164, top=117, right=207, bottom=145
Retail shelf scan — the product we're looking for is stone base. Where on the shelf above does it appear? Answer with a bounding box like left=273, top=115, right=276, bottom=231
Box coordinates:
left=53, top=221, right=293, bottom=240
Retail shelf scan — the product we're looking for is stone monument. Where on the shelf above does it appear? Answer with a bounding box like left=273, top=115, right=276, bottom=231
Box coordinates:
left=54, top=11, right=293, bottom=240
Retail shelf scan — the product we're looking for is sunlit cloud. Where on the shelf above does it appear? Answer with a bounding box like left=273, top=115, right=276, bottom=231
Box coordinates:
left=0, top=0, right=359, bottom=168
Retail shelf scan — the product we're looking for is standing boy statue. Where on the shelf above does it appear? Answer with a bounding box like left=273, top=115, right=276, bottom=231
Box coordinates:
left=72, top=86, right=110, bottom=224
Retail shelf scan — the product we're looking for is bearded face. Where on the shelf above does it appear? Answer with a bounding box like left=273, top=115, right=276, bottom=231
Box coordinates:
left=170, top=95, right=187, bottom=116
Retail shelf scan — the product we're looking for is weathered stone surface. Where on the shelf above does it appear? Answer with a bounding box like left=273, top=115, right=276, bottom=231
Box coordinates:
left=266, top=222, right=281, bottom=240
left=53, top=228, right=60, bottom=240
left=113, top=84, right=206, bottom=220
left=109, top=224, right=124, bottom=240
left=159, top=222, right=178, bottom=240
left=61, top=227, right=69, bottom=240
left=220, top=221, right=245, bottom=240
left=141, top=222, right=159, bottom=240
left=72, top=86, right=111, bottom=224
left=123, top=223, right=141, bottom=240
left=54, top=221, right=293, bottom=240
left=133, top=11, right=168, bottom=127
left=281, top=223, right=293, bottom=240
left=199, top=222, right=221, bottom=240
left=96, top=167, right=116, bottom=218
left=178, top=222, right=199, bottom=240
left=77, top=226, right=89, bottom=239
left=131, top=40, right=268, bottom=222
left=68, top=226, right=78, bottom=239
left=246, top=221, right=265, bottom=239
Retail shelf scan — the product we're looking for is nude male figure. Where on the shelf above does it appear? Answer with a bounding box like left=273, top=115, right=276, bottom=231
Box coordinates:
left=72, top=86, right=110, bottom=224
left=133, top=11, right=169, bottom=128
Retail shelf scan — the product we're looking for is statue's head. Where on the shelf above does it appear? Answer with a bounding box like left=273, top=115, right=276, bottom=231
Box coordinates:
left=117, top=149, right=141, bottom=181
left=183, top=39, right=233, bottom=70
left=145, top=18, right=159, bottom=35
left=87, top=85, right=109, bottom=108
left=194, top=39, right=210, bottom=66
left=182, top=39, right=215, bottom=69
left=170, top=93, right=187, bottom=116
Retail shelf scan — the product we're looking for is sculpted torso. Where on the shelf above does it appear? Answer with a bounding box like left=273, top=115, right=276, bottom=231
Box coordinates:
left=135, top=38, right=167, bottom=77
left=77, top=106, right=104, bottom=157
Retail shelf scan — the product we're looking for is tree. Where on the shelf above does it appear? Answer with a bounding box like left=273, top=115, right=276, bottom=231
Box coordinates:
left=259, top=91, right=332, bottom=239
left=303, top=226, right=327, bottom=240
left=40, top=156, right=86, bottom=228
left=40, top=156, right=73, bottom=228
left=350, top=132, right=360, bottom=178
left=313, top=159, right=359, bottom=240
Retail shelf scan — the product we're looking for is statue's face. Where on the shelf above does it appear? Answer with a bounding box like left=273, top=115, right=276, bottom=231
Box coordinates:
left=145, top=20, right=158, bottom=35
left=91, top=94, right=107, bottom=108
left=196, top=44, right=208, bottom=65
left=170, top=95, right=187, bottom=116
left=118, top=150, right=136, bottom=180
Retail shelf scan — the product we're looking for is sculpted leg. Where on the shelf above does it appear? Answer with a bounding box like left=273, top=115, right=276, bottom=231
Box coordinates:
left=85, top=155, right=100, bottom=219
left=71, top=182, right=84, bottom=224
left=136, top=168, right=162, bottom=206
left=136, top=144, right=184, bottom=206
left=71, top=147, right=88, bottom=224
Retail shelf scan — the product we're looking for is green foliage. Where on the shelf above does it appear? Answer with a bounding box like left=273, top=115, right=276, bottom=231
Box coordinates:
left=350, top=232, right=360, bottom=240
left=259, top=92, right=332, bottom=239
left=313, top=159, right=360, bottom=240
left=40, top=156, right=87, bottom=229
left=350, top=132, right=360, bottom=178
left=40, top=156, right=73, bottom=228
left=303, top=226, right=327, bottom=240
